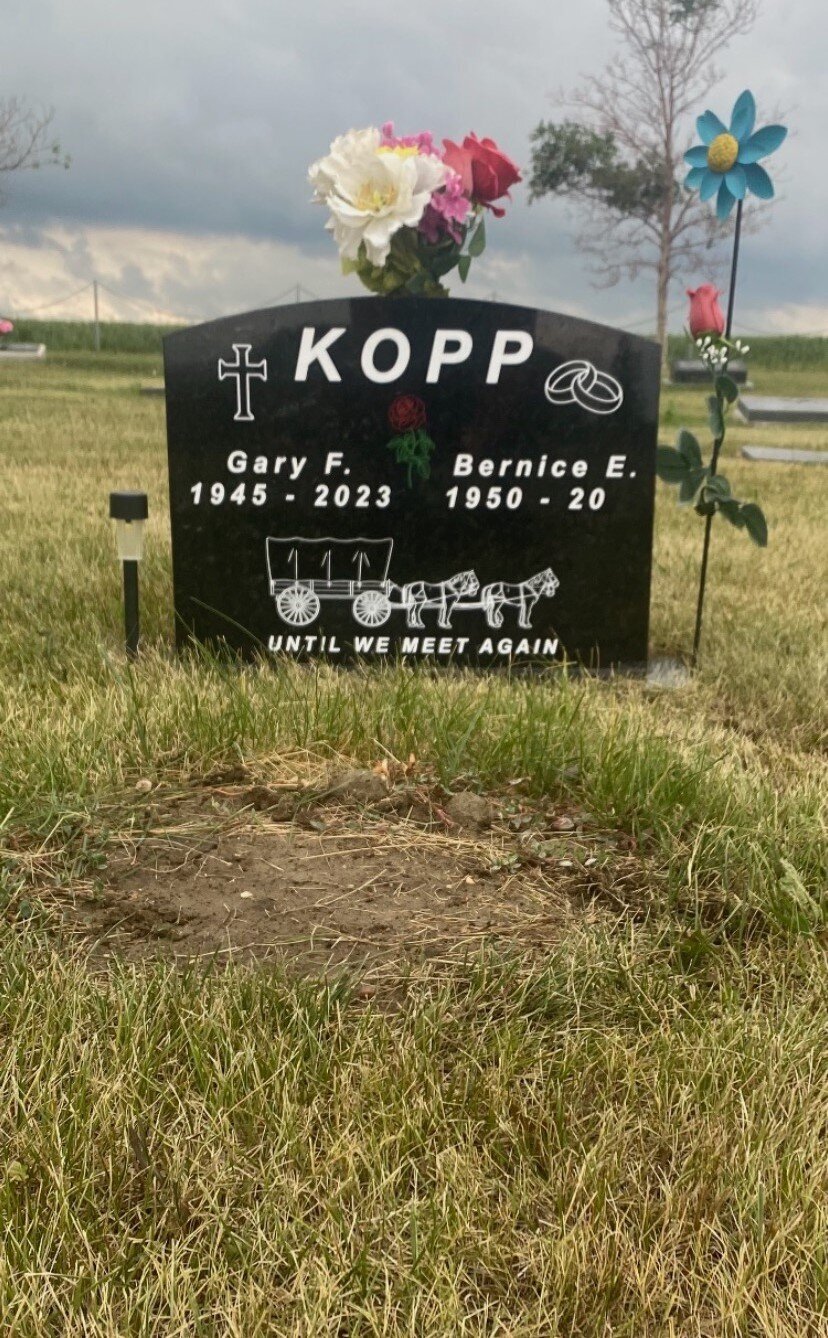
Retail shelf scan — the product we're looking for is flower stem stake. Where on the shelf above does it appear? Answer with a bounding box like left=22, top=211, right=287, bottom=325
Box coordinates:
left=657, top=90, right=786, bottom=668
left=109, top=491, right=148, bottom=659
left=690, top=200, right=743, bottom=667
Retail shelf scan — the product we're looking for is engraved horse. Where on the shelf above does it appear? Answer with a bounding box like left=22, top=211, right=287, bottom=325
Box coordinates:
left=481, top=568, right=559, bottom=629
left=402, top=570, right=479, bottom=629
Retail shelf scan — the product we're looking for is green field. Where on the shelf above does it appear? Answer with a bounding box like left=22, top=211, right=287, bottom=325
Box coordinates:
left=9, top=314, right=828, bottom=368
left=0, top=340, right=826, bottom=1333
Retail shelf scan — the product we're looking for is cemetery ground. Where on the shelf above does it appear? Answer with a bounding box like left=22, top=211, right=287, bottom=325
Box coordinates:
left=0, top=342, right=826, bottom=1334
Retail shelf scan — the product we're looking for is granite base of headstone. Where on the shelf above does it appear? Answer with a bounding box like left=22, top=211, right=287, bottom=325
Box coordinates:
left=0, top=342, right=46, bottom=362
left=670, top=359, right=748, bottom=385
left=140, top=384, right=165, bottom=396
left=738, top=396, right=828, bottom=424
left=742, top=445, right=828, bottom=465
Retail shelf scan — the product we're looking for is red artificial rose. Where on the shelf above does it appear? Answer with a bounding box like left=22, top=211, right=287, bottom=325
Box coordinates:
left=388, top=394, right=427, bottom=433
left=442, top=134, right=522, bottom=217
left=687, top=284, right=725, bottom=340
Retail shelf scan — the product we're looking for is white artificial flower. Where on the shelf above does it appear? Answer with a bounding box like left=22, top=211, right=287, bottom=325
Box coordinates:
left=309, top=127, right=448, bottom=266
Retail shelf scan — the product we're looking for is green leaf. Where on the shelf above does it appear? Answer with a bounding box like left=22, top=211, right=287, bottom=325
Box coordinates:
left=458, top=255, right=472, bottom=283
left=708, top=395, right=725, bottom=438
left=404, top=271, right=428, bottom=295
left=702, top=474, right=732, bottom=502
left=717, top=498, right=768, bottom=545
left=715, top=373, right=739, bottom=405
left=718, top=498, right=747, bottom=529
left=679, top=466, right=710, bottom=503
left=656, top=445, right=689, bottom=484
left=468, top=219, right=486, bottom=258
left=740, top=502, right=768, bottom=547
left=676, top=428, right=702, bottom=468
left=422, top=236, right=464, bottom=279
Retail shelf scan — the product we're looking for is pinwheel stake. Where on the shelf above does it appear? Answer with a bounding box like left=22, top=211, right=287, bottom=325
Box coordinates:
left=691, top=198, right=743, bottom=667
left=657, top=90, right=786, bottom=668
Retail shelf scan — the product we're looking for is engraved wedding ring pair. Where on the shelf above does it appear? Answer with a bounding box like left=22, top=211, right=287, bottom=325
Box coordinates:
left=544, top=360, right=624, bottom=415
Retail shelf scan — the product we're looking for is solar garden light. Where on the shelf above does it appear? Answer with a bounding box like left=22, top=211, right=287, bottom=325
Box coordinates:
left=109, top=490, right=148, bottom=659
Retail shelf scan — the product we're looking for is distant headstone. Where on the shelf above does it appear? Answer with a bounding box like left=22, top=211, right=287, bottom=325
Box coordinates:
left=742, top=445, right=828, bottom=465
left=0, top=342, right=46, bottom=361
left=163, top=298, right=660, bottom=668
left=738, top=396, right=828, bottom=424
left=670, top=359, right=747, bottom=385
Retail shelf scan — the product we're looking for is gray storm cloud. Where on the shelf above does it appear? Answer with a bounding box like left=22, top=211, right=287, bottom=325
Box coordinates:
left=2, top=0, right=825, bottom=330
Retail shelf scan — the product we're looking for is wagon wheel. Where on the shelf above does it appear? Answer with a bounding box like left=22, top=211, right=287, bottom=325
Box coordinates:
left=352, top=590, right=392, bottom=628
left=276, top=583, right=320, bottom=627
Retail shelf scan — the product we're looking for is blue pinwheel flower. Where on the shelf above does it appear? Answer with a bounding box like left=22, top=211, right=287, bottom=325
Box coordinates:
left=684, top=90, right=787, bottom=221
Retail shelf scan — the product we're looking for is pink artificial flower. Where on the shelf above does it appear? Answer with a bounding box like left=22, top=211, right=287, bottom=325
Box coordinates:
left=380, top=121, right=439, bottom=157
left=687, top=284, right=725, bottom=339
left=0, top=318, right=13, bottom=336
left=442, top=134, right=521, bottom=216
left=419, top=169, right=472, bottom=244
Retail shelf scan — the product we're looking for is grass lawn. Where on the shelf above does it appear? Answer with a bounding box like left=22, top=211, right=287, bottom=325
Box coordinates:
left=0, top=345, right=826, bottom=1333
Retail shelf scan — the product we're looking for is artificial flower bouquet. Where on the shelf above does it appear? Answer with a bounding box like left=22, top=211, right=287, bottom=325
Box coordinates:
left=309, top=124, right=521, bottom=297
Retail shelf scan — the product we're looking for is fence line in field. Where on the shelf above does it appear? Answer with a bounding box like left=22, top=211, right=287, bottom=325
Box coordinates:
left=3, top=280, right=828, bottom=347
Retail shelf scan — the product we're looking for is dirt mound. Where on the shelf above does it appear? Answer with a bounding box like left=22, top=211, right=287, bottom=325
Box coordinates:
left=51, top=773, right=630, bottom=977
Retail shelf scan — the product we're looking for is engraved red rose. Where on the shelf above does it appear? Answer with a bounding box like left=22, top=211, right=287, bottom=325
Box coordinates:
left=388, top=394, right=427, bottom=433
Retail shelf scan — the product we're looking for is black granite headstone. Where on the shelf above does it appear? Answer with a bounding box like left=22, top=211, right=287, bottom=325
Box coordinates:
left=163, top=298, right=660, bottom=668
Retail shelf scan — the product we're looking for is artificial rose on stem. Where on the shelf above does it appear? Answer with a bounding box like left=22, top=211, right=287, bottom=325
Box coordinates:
left=308, top=123, right=521, bottom=296
left=657, top=290, right=767, bottom=644
left=686, top=284, right=725, bottom=339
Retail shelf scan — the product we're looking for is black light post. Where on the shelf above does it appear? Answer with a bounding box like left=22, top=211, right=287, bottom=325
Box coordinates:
left=109, top=491, right=148, bottom=658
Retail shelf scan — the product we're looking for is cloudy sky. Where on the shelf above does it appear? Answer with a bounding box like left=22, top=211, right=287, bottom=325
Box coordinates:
left=1, top=0, right=825, bottom=333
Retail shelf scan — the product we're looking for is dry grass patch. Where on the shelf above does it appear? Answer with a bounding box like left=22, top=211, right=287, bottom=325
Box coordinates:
left=35, top=768, right=636, bottom=975
left=0, top=346, right=826, bottom=1333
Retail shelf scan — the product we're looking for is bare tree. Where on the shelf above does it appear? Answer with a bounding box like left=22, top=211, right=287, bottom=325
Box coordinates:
left=529, top=0, right=759, bottom=358
left=0, top=98, right=69, bottom=202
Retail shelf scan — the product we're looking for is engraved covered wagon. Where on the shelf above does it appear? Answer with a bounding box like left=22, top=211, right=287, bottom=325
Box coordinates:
left=266, top=535, right=559, bottom=632
left=266, top=536, right=397, bottom=628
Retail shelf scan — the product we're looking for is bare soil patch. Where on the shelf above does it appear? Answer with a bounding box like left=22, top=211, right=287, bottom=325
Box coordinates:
left=47, top=769, right=641, bottom=977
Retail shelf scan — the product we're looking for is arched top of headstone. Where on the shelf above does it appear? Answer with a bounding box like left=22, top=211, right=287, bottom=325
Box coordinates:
left=166, top=294, right=659, bottom=354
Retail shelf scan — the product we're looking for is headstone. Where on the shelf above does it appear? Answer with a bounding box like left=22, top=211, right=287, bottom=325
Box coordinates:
left=738, top=396, right=828, bottom=424
left=0, top=342, right=46, bottom=361
left=163, top=298, right=660, bottom=668
left=670, top=359, right=748, bottom=385
left=741, top=445, right=828, bottom=465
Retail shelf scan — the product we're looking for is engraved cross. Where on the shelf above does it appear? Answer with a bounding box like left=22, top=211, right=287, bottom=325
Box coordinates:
left=217, top=344, right=267, bottom=422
